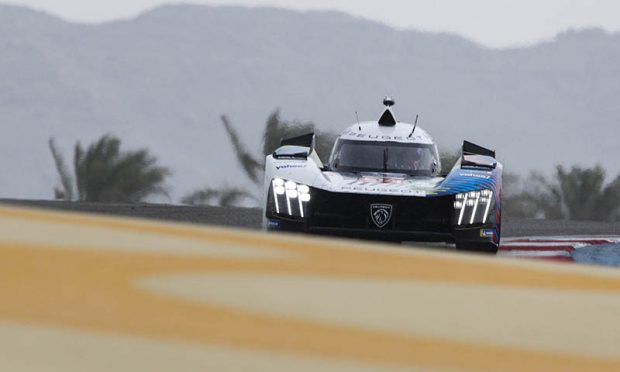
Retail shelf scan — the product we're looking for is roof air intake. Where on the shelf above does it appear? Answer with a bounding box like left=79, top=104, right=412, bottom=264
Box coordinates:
left=378, top=96, right=397, bottom=126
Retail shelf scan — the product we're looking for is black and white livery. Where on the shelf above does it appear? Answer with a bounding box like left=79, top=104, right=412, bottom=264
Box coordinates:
left=262, top=98, right=503, bottom=253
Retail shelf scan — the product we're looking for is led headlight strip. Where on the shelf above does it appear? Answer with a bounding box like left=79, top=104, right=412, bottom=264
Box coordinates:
left=453, top=189, right=493, bottom=225
left=271, top=178, right=311, bottom=218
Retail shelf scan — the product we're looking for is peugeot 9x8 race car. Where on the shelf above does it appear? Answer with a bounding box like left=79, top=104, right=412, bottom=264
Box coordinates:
left=262, top=97, right=503, bottom=253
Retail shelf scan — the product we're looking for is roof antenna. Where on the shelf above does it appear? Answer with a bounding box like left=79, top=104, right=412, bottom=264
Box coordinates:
left=408, top=114, right=419, bottom=138
left=355, top=111, right=361, bottom=131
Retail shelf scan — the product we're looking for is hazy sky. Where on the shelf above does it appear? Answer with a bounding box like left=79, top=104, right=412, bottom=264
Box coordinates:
left=4, top=0, right=620, bottom=47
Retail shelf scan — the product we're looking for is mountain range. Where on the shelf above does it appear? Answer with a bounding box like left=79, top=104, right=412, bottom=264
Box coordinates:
left=1, top=3, right=619, bottom=201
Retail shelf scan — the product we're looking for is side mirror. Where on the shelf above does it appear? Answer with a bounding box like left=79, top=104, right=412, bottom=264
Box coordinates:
left=331, top=158, right=339, bottom=169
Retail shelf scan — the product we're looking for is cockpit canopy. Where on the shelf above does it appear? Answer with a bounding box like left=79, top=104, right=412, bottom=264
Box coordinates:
left=328, top=139, right=441, bottom=176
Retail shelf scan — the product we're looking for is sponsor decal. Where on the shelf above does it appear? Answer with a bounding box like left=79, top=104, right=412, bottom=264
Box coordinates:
left=267, top=219, right=281, bottom=230
left=347, top=177, right=404, bottom=186
left=358, top=176, right=404, bottom=184
left=459, top=172, right=491, bottom=180
left=480, top=228, right=495, bottom=238
left=370, top=204, right=393, bottom=228
left=341, top=130, right=427, bottom=142
left=275, top=164, right=307, bottom=170
left=340, top=185, right=426, bottom=196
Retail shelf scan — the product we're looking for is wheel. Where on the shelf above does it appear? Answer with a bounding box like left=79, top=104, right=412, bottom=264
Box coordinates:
left=456, top=242, right=499, bottom=254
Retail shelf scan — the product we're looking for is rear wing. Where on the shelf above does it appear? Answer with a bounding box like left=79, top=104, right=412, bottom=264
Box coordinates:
left=461, top=141, right=497, bottom=169
left=280, top=133, right=314, bottom=148
left=273, top=133, right=315, bottom=160
left=463, top=140, right=495, bottom=158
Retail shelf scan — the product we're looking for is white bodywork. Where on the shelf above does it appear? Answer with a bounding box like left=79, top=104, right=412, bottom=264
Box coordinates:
left=262, top=119, right=443, bottom=228
left=337, top=121, right=435, bottom=145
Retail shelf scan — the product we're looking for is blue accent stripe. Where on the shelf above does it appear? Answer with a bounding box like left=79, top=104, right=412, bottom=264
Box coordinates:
left=431, top=167, right=501, bottom=196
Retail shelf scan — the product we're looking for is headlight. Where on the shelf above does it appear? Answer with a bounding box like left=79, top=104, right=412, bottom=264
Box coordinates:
left=453, top=189, right=494, bottom=225
left=270, top=178, right=311, bottom=218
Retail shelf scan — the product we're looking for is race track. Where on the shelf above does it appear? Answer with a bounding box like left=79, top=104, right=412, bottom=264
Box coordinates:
left=4, top=199, right=620, bottom=267
left=5, top=199, right=620, bottom=237
left=1, top=203, right=620, bottom=371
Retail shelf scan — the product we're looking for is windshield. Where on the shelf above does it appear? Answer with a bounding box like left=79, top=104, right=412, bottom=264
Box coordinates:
left=329, top=139, right=440, bottom=176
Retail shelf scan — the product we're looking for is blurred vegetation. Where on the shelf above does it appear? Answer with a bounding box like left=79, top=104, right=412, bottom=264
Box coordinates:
left=49, top=135, right=170, bottom=203
left=181, top=187, right=254, bottom=207
left=439, top=150, right=460, bottom=173
left=188, top=109, right=620, bottom=220
left=260, top=110, right=336, bottom=163
left=503, top=166, right=620, bottom=221
left=47, top=121, right=619, bottom=223
left=437, top=147, right=620, bottom=221
left=183, top=109, right=336, bottom=207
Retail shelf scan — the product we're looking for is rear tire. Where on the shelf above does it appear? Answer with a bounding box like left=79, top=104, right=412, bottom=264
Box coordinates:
left=456, top=242, right=498, bottom=254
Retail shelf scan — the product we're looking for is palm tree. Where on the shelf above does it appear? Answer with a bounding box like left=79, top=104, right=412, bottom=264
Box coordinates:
left=49, top=138, right=75, bottom=201
left=183, top=109, right=336, bottom=207
left=439, top=150, right=460, bottom=173
left=501, top=171, right=562, bottom=219
left=513, top=166, right=620, bottom=221
left=221, top=115, right=263, bottom=185
left=260, top=110, right=336, bottom=162
left=49, top=135, right=170, bottom=203
left=552, top=165, right=620, bottom=221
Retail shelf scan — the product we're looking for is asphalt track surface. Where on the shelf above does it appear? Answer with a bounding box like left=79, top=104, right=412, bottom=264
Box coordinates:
left=4, top=199, right=620, bottom=267
left=4, top=199, right=620, bottom=237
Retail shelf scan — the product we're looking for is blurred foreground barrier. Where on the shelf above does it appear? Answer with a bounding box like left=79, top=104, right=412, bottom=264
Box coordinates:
left=1, top=204, right=619, bottom=371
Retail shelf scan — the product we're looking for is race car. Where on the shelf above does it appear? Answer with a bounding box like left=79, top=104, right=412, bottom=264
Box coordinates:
left=262, top=97, right=502, bottom=253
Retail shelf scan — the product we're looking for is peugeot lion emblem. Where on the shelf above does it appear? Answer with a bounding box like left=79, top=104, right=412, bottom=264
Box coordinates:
left=370, top=204, right=393, bottom=228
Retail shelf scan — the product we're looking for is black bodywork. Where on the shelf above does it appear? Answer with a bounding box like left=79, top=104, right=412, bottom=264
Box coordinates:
left=265, top=187, right=499, bottom=253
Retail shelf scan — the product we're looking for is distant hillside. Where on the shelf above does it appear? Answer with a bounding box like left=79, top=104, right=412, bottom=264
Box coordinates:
left=1, top=4, right=619, bottom=200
